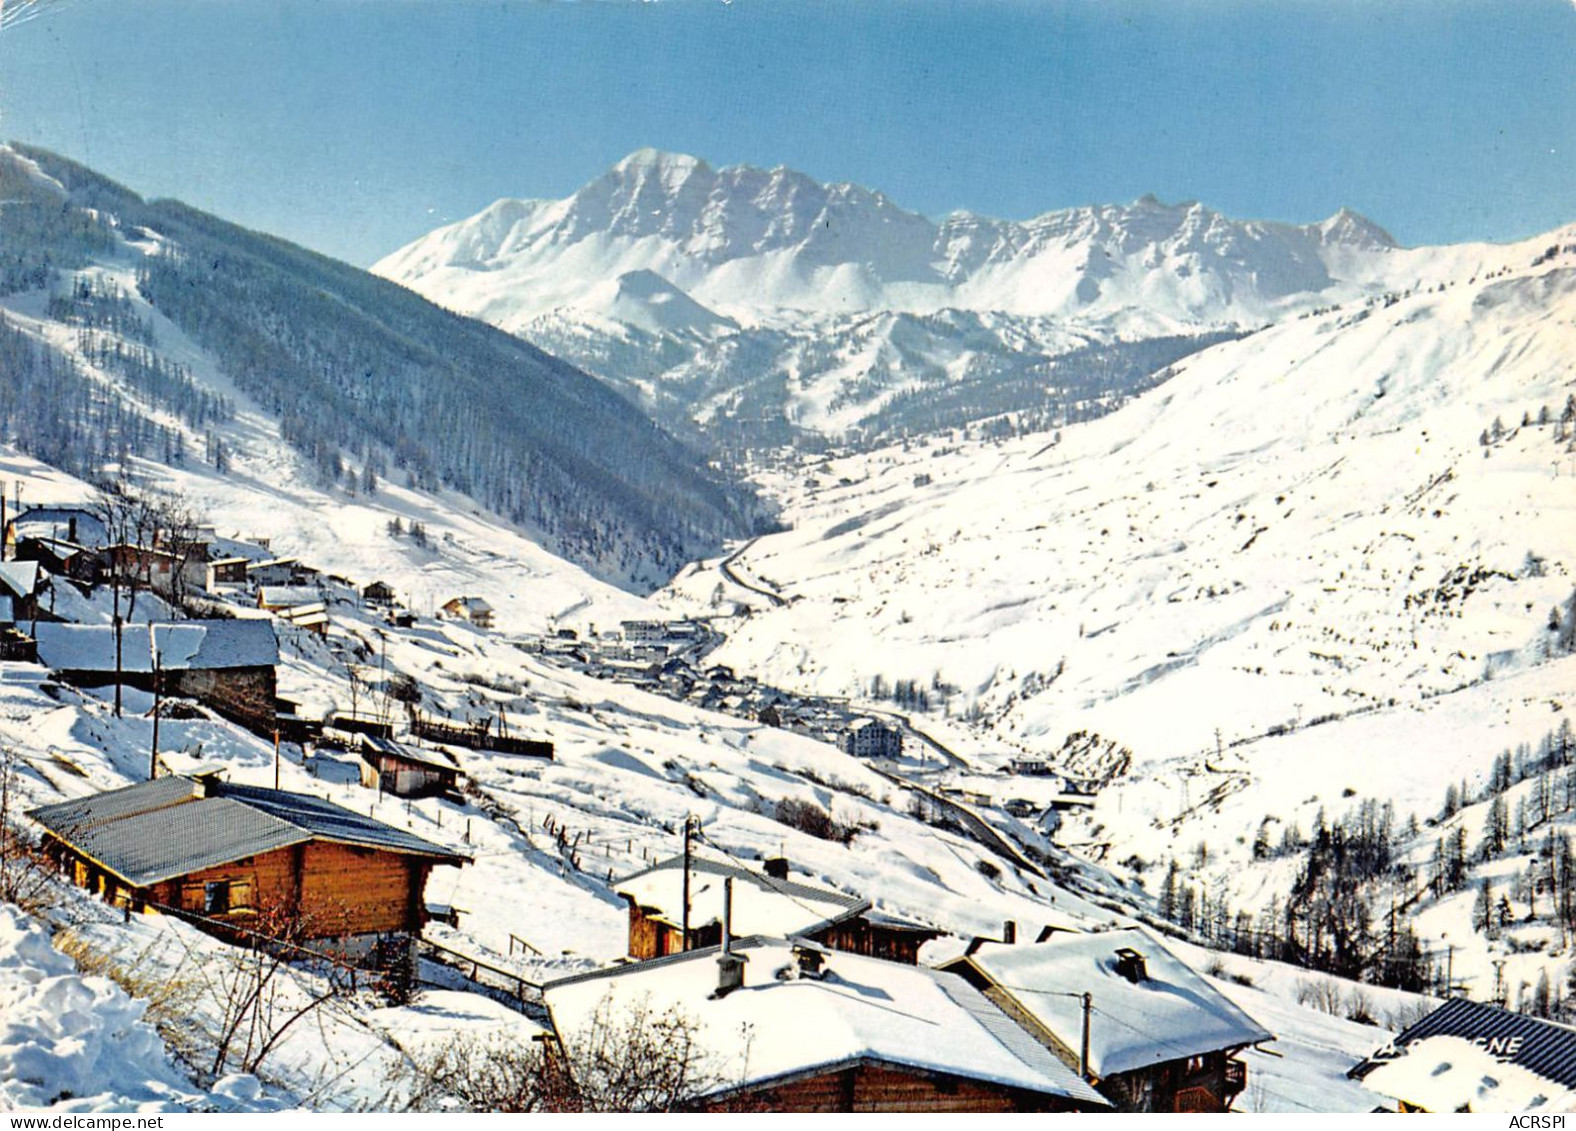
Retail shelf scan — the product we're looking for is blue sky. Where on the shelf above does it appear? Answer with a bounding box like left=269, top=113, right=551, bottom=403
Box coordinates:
left=1, top=0, right=1573, bottom=266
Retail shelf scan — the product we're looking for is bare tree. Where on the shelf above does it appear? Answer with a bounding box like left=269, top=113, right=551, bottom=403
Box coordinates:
left=178, top=902, right=356, bottom=1080
left=398, top=991, right=747, bottom=1113
left=0, top=746, right=55, bottom=911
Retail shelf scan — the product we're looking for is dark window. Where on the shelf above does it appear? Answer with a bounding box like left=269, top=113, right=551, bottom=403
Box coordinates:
left=204, top=881, right=231, bottom=914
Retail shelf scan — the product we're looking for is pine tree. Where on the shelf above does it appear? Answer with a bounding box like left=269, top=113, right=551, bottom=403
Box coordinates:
left=1473, top=877, right=1495, bottom=935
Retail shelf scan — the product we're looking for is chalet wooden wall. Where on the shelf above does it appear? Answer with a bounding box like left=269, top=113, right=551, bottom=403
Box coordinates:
left=708, top=1064, right=1076, bottom=1113
left=126, top=841, right=424, bottom=938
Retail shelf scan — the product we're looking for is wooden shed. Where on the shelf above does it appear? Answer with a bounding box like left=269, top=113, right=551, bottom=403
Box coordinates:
left=28, top=772, right=469, bottom=944
left=358, top=735, right=462, bottom=799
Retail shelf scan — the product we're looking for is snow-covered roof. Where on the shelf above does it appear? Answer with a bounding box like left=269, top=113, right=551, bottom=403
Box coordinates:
left=258, top=586, right=322, bottom=608
left=543, top=938, right=1108, bottom=1107
left=360, top=735, right=460, bottom=774
left=34, top=620, right=279, bottom=673
left=949, top=927, right=1273, bottom=1077
left=207, top=535, right=274, bottom=564
left=0, top=560, right=41, bottom=599
left=0, top=597, right=12, bottom=624
left=615, top=855, right=867, bottom=938
left=444, top=596, right=493, bottom=614
left=1360, top=1036, right=1576, bottom=1113
left=6, top=507, right=107, bottom=549
left=28, top=774, right=469, bottom=887
left=1354, top=998, right=1576, bottom=1100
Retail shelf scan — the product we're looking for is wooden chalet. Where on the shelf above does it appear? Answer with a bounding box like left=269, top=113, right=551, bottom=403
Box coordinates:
left=614, top=855, right=937, bottom=964
left=362, top=580, right=397, bottom=604
left=34, top=619, right=280, bottom=735
left=258, top=586, right=328, bottom=634
left=441, top=596, right=494, bottom=630
left=543, top=938, right=1109, bottom=1112
left=28, top=772, right=469, bottom=946
left=207, top=556, right=250, bottom=587
left=942, top=927, right=1271, bottom=1112
left=358, top=734, right=462, bottom=799
left=1351, top=998, right=1576, bottom=1112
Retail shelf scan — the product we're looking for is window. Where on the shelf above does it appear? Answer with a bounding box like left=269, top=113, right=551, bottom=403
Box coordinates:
left=204, top=881, right=231, bottom=914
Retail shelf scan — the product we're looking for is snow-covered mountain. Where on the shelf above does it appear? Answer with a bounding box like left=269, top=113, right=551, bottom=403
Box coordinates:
left=375, top=150, right=1524, bottom=451
left=0, top=144, right=765, bottom=592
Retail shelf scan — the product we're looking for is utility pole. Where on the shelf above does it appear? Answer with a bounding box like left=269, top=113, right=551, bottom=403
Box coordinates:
left=148, top=625, right=162, bottom=780
left=1080, top=992, right=1092, bottom=1081
left=273, top=729, right=281, bottom=790
left=681, top=814, right=696, bottom=952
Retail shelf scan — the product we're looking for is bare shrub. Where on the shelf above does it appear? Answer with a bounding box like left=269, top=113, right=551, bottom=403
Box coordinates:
left=773, top=798, right=860, bottom=845
left=1295, top=976, right=1345, bottom=1016
left=398, top=992, right=739, bottom=1112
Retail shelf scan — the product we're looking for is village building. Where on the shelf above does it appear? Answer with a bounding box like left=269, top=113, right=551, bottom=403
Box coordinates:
left=362, top=580, right=397, bottom=604
left=34, top=619, right=280, bottom=734
left=358, top=734, right=462, bottom=799
left=614, top=855, right=937, bottom=965
left=258, top=586, right=329, bottom=634
left=442, top=596, right=494, bottom=630
left=28, top=771, right=469, bottom=953
left=0, top=560, right=45, bottom=623
left=941, top=927, right=1271, bottom=1112
left=840, top=717, right=903, bottom=759
left=207, top=556, right=250, bottom=587
left=3, top=506, right=108, bottom=559
left=542, top=937, right=1110, bottom=1113
left=1350, top=998, right=1576, bottom=1113
left=246, top=557, right=301, bottom=587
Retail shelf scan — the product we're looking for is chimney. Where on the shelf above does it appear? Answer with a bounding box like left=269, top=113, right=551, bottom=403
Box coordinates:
left=763, top=856, right=789, bottom=881
left=714, top=877, right=746, bottom=997
left=1114, top=947, right=1148, bottom=984
left=792, top=942, right=826, bottom=979
left=1003, top=920, right=1017, bottom=945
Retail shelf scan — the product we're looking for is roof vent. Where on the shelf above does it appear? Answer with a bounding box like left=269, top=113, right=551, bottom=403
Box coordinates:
left=763, top=856, right=789, bottom=881
left=1114, top=946, right=1148, bottom=984
left=1003, top=920, right=1017, bottom=945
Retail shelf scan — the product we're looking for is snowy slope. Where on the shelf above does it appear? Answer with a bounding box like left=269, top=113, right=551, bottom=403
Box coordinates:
left=656, top=240, right=1576, bottom=946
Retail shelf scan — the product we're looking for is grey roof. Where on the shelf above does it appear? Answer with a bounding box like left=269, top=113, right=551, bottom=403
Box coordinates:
left=35, top=620, right=278, bottom=674
left=1352, top=998, right=1576, bottom=1090
left=0, top=597, right=11, bottom=623
left=618, top=855, right=868, bottom=916
left=359, top=735, right=460, bottom=774
left=28, top=773, right=204, bottom=834
left=217, top=781, right=468, bottom=862
left=53, top=798, right=308, bottom=886
left=28, top=774, right=468, bottom=888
